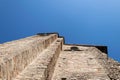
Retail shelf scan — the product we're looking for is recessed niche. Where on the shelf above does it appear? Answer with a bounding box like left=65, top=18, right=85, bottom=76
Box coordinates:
left=70, top=47, right=80, bottom=51
left=61, top=78, right=67, bottom=80
left=64, top=46, right=83, bottom=51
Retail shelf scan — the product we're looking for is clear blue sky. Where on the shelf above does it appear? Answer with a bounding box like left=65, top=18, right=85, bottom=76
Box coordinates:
left=0, top=0, right=120, bottom=62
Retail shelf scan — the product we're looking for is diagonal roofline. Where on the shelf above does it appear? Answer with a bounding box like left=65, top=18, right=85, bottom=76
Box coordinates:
left=36, top=32, right=108, bottom=54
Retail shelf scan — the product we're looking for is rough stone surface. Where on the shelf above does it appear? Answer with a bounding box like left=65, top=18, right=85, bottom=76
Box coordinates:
left=51, top=45, right=110, bottom=80
left=0, top=33, right=120, bottom=80
left=0, top=34, right=58, bottom=80
left=14, top=38, right=63, bottom=80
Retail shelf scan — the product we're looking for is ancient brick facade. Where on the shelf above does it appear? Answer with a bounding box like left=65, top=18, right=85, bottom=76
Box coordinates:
left=0, top=33, right=120, bottom=80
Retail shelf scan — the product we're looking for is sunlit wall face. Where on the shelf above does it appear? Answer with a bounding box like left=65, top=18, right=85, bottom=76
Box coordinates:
left=0, top=0, right=120, bottom=62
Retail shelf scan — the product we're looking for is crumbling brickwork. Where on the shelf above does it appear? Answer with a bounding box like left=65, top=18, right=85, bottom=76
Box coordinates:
left=0, top=33, right=120, bottom=80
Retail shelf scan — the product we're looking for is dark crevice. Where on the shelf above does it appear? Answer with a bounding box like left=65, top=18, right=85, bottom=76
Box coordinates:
left=64, top=47, right=83, bottom=51
left=61, top=78, right=67, bottom=80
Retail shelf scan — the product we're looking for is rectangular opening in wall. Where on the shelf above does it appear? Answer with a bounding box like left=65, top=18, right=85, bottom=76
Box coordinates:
left=61, top=78, right=67, bottom=80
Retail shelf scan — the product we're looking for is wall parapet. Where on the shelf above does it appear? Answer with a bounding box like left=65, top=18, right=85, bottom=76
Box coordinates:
left=14, top=38, right=63, bottom=80
left=0, top=34, right=58, bottom=80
